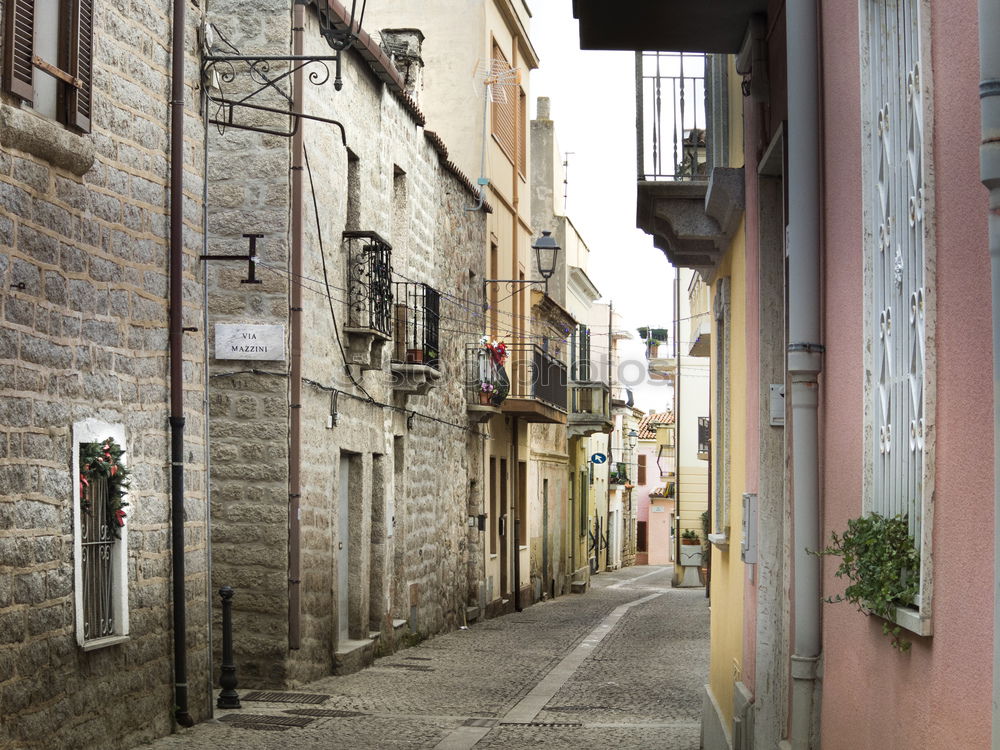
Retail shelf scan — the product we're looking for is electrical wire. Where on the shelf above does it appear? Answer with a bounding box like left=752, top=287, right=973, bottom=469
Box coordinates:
left=304, top=143, right=375, bottom=402
left=209, top=369, right=488, bottom=438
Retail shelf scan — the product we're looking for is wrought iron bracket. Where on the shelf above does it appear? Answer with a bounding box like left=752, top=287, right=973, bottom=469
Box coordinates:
left=481, top=278, right=549, bottom=312
left=202, top=54, right=349, bottom=139
left=200, top=233, right=264, bottom=284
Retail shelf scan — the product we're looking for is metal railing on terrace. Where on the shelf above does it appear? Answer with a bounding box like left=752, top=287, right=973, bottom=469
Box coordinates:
left=343, top=230, right=393, bottom=337
left=464, top=342, right=568, bottom=412
left=392, top=282, right=441, bottom=369
left=636, top=51, right=708, bottom=181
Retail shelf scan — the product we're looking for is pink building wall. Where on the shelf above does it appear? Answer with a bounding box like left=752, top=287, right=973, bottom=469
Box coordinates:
left=819, top=2, right=993, bottom=747
left=635, top=443, right=674, bottom=564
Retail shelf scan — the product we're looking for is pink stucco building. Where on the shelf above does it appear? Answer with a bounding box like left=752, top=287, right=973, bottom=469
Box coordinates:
left=575, top=0, right=996, bottom=747
left=635, top=412, right=675, bottom=566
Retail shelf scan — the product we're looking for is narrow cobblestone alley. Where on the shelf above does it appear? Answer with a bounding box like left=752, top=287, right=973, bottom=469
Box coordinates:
left=137, top=566, right=708, bottom=750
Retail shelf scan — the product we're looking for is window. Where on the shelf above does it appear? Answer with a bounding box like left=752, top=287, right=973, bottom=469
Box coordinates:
left=73, top=419, right=129, bottom=649
left=637, top=454, right=647, bottom=486
left=862, top=0, right=933, bottom=625
left=3, top=0, right=94, bottom=132
left=489, top=41, right=524, bottom=171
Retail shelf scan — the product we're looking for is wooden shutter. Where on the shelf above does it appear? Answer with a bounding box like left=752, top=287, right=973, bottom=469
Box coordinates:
left=3, top=0, right=35, bottom=101
left=637, top=454, right=646, bottom=485
left=66, top=0, right=93, bottom=132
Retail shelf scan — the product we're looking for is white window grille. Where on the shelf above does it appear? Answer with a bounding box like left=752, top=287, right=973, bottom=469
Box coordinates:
left=862, top=0, right=934, bottom=624
left=713, top=277, right=730, bottom=536
left=73, top=419, right=130, bottom=649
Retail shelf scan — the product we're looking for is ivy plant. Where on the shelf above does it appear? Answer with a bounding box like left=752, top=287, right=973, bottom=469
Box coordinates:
left=816, top=513, right=920, bottom=652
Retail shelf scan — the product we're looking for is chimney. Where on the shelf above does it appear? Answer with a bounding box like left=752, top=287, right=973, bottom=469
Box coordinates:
left=380, top=28, right=425, bottom=104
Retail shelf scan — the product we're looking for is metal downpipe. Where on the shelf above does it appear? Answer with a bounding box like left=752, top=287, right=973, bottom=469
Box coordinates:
left=786, top=0, right=823, bottom=747
left=169, top=0, right=193, bottom=728
left=979, top=0, right=1000, bottom=745
left=288, top=2, right=305, bottom=650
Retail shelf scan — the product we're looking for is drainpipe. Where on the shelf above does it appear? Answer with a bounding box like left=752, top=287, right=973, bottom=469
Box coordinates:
left=288, top=2, right=305, bottom=650
left=512, top=416, right=522, bottom=611
left=979, top=0, right=1000, bottom=745
left=785, top=0, right=823, bottom=747
left=674, top=267, right=681, bottom=568
left=169, top=0, right=193, bottom=728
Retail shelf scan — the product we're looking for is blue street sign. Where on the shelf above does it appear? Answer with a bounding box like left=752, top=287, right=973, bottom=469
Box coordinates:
left=590, top=453, right=607, bottom=464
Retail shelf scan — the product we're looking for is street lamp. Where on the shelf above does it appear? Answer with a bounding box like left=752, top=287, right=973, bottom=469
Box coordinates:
left=627, top=428, right=639, bottom=450
left=532, top=230, right=560, bottom=281
left=482, top=230, right=562, bottom=312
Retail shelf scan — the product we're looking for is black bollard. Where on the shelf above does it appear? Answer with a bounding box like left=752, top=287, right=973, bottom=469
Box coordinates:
left=217, top=586, right=241, bottom=709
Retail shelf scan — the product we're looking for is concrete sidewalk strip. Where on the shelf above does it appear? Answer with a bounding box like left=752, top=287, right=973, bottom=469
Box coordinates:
left=432, top=591, right=664, bottom=750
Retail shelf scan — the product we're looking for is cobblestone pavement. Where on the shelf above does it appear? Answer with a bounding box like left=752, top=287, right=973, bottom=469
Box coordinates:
left=136, top=566, right=708, bottom=750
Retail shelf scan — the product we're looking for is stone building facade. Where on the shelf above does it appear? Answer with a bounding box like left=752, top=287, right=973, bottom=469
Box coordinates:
left=204, top=0, right=489, bottom=686
left=0, top=0, right=210, bottom=747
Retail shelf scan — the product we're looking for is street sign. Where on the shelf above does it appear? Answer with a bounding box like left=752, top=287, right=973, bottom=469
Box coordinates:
left=590, top=453, right=607, bottom=464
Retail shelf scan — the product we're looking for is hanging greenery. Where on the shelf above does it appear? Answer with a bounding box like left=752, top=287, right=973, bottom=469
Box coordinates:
left=79, top=437, right=130, bottom=538
left=816, top=512, right=920, bottom=651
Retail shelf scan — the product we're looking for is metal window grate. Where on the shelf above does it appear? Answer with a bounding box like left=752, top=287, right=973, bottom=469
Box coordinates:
left=81, top=474, right=114, bottom=641
left=866, top=0, right=925, bottom=542
left=393, top=282, right=441, bottom=369
left=343, top=231, right=393, bottom=337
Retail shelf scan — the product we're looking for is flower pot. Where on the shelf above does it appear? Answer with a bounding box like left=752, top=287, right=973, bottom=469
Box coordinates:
left=406, top=348, right=424, bottom=364
left=478, top=392, right=492, bottom=405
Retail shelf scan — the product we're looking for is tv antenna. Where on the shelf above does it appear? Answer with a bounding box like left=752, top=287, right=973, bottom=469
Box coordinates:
left=466, top=57, right=522, bottom=211
left=562, top=152, right=575, bottom=213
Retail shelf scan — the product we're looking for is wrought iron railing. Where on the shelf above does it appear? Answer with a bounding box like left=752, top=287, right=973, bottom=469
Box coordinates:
left=343, top=230, right=393, bottom=336
left=466, top=343, right=506, bottom=407
left=465, top=342, right=568, bottom=411
left=81, top=475, right=114, bottom=642
left=393, top=282, right=441, bottom=369
left=636, top=51, right=708, bottom=181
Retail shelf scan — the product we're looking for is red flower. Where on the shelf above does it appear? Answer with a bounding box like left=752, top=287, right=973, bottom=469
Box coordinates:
left=114, top=508, right=127, bottom=526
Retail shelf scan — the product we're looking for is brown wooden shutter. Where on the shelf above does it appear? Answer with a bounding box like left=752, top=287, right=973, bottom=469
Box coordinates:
left=637, top=454, right=647, bottom=485
left=3, top=0, right=35, bottom=102
left=66, top=0, right=93, bottom=132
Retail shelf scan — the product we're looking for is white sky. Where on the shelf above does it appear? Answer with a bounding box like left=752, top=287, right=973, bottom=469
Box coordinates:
left=528, top=2, right=675, bottom=415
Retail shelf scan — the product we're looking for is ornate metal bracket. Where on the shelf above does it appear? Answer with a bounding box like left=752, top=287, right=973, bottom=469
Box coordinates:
left=203, top=54, right=348, bottom=140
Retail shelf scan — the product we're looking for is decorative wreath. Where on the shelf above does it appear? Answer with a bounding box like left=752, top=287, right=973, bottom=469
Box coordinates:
left=79, top=437, right=130, bottom=537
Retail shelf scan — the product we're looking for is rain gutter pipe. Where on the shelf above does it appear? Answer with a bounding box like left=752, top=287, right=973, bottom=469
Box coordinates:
left=979, top=0, right=1000, bottom=745
left=169, top=0, right=193, bottom=727
left=785, top=1, right=823, bottom=747
left=288, top=2, right=305, bottom=650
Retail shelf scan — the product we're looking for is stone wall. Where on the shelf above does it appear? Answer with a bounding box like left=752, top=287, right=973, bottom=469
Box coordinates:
left=205, top=0, right=488, bottom=687
left=0, top=0, right=209, bottom=747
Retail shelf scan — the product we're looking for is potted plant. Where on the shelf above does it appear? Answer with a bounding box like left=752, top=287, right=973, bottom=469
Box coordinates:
left=477, top=381, right=495, bottom=405
left=680, top=528, right=700, bottom=545
left=814, top=512, right=920, bottom=651
left=406, top=348, right=424, bottom=364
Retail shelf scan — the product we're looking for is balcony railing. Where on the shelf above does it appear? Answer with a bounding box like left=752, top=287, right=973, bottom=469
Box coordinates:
left=465, top=342, right=568, bottom=413
left=393, top=282, right=441, bottom=369
left=637, top=51, right=707, bottom=181
left=343, top=230, right=393, bottom=337
left=512, top=344, right=567, bottom=411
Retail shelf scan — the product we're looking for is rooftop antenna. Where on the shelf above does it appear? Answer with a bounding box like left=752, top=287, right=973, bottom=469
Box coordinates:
left=466, top=56, right=521, bottom=211
left=562, top=151, right=575, bottom=213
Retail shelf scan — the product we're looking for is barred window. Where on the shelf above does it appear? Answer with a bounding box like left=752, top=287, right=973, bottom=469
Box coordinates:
left=2, top=0, right=94, bottom=132
left=73, top=420, right=129, bottom=649
left=862, top=0, right=933, bottom=625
